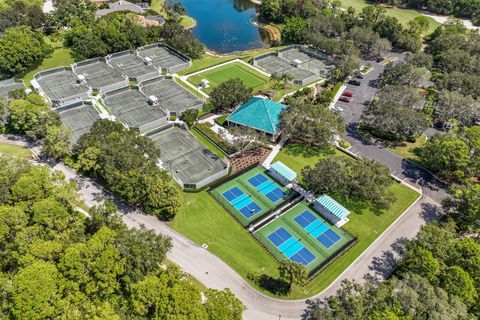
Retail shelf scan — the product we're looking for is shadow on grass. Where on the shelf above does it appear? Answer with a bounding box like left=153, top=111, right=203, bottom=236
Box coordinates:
left=248, top=273, right=290, bottom=296
left=283, top=143, right=336, bottom=159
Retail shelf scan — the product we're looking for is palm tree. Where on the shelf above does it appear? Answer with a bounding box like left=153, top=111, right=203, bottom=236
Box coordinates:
left=280, top=73, right=293, bottom=89
left=278, top=260, right=307, bottom=292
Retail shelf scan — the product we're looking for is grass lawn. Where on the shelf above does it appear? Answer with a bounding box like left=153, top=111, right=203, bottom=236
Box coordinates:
left=338, top=0, right=440, bottom=33
left=388, top=134, right=426, bottom=162
left=22, top=37, right=75, bottom=85
left=273, top=144, right=348, bottom=181
left=190, top=128, right=226, bottom=158
left=178, top=46, right=286, bottom=76
left=187, top=62, right=270, bottom=94
left=0, top=143, right=32, bottom=159
left=170, top=192, right=280, bottom=282
left=172, top=143, right=418, bottom=299
left=151, top=0, right=196, bottom=28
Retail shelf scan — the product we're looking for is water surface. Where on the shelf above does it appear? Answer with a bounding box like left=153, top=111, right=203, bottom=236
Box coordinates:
left=180, top=0, right=268, bottom=53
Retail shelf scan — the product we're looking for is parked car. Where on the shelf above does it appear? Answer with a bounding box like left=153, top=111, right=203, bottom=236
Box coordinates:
left=348, top=80, right=361, bottom=86
left=356, top=74, right=364, bottom=79
left=342, top=91, right=352, bottom=97
left=376, top=57, right=384, bottom=62
left=339, top=96, right=351, bottom=103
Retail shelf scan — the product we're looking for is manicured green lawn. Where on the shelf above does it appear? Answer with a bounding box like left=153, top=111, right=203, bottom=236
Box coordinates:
left=270, top=144, right=419, bottom=298
left=151, top=0, right=196, bottom=28
left=172, top=143, right=419, bottom=299
left=388, top=134, right=426, bottom=162
left=338, top=0, right=440, bottom=33
left=22, top=39, right=75, bottom=85
left=0, top=143, right=32, bottom=159
left=187, top=62, right=270, bottom=94
left=273, top=144, right=348, bottom=181
left=178, top=46, right=286, bottom=76
left=171, top=192, right=280, bottom=281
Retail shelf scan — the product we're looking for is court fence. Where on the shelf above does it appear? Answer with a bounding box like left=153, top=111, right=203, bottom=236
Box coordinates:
left=209, top=166, right=299, bottom=228
left=105, top=50, right=161, bottom=83
left=146, top=123, right=230, bottom=190
left=72, top=57, right=129, bottom=94
left=137, top=43, right=192, bottom=73
left=33, top=66, right=92, bottom=108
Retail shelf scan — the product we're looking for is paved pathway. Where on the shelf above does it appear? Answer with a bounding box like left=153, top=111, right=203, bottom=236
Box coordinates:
left=50, top=161, right=437, bottom=320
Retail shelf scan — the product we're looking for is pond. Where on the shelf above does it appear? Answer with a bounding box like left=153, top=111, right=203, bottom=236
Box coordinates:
left=180, top=0, right=269, bottom=53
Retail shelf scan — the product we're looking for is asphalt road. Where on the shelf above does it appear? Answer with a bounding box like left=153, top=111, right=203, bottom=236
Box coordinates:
left=0, top=64, right=448, bottom=319
left=334, top=56, right=447, bottom=203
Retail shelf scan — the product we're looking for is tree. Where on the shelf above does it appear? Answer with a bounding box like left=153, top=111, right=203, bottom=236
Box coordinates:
left=361, top=101, right=428, bottom=141
left=7, top=94, right=60, bottom=139
left=302, top=157, right=395, bottom=208
left=74, top=120, right=180, bottom=219
left=159, top=19, right=205, bottom=59
left=434, top=90, right=480, bottom=127
left=306, top=274, right=470, bottom=320
left=204, top=289, right=245, bottom=320
left=398, top=246, right=440, bottom=284
left=115, top=226, right=172, bottom=284
left=333, top=54, right=361, bottom=80
left=440, top=266, right=478, bottom=306
left=280, top=98, right=345, bottom=145
left=0, top=26, right=52, bottom=78
left=278, top=260, right=307, bottom=291
left=59, top=227, right=126, bottom=299
left=0, top=0, right=46, bottom=32
left=41, top=125, right=72, bottom=160
left=221, top=125, right=268, bottom=155
left=130, top=267, right=208, bottom=319
left=282, top=16, right=309, bottom=43
left=443, top=183, right=480, bottom=233
left=209, top=78, right=252, bottom=112
left=179, top=108, right=199, bottom=128
left=380, top=62, right=431, bottom=88
left=10, top=261, right=62, bottom=320
left=417, top=134, right=471, bottom=181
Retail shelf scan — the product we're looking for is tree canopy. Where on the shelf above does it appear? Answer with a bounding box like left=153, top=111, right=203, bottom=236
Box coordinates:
left=280, top=98, right=345, bottom=146
left=209, top=78, right=253, bottom=112
left=0, top=26, right=52, bottom=79
left=73, top=120, right=181, bottom=220
left=0, top=155, right=244, bottom=319
left=302, top=156, right=395, bottom=208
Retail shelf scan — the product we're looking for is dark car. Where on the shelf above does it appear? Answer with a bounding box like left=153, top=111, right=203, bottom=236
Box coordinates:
left=376, top=57, right=384, bottom=62
left=348, top=80, right=361, bottom=86
left=339, top=96, right=351, bottom=103
left=342, top=91, right=352, bottom=97
left=356, top=74, right=364, bottom=79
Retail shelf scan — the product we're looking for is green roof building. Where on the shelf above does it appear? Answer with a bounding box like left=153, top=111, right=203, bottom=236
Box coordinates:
left=226, top=97, right=286, bottom=139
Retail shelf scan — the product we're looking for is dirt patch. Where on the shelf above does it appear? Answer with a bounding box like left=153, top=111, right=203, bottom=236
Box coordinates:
left=230, top=147, right=271, bottom=174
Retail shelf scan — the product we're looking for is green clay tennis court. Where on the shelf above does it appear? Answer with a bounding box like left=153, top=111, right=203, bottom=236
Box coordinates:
left=187, top=62, right=269, bottom=93
left=254, top=202, right=354, bottom=274
left=210, top=167, right=295, bottom=227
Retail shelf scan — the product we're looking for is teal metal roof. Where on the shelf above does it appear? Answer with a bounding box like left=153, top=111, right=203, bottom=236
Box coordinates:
left=226, top=97, right=286, bottom=134
left=315, top=195, right=350, bottom=219
left=270, top=161, right=297, bottom=182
